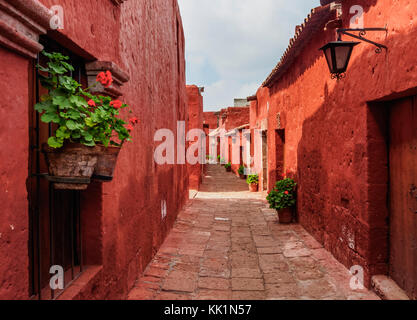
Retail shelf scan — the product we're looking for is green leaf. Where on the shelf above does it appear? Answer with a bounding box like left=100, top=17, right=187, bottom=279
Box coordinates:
left=66, top=120, right=78, bottom=130
left=48, top=137, right=63, bottom=148
left=35, top=101, right=51, bottom=112
left=82, top=140, right=95, bottom=147
left=36, top=64, right=50, bottom=73
left=48, top=61, right=67, bottom=74
left=41, top=112, right=60, bottom=124
left=70, top=95, right=88, bottom=107
left=71, top=131, right=81, bottom=139
left=83, top=132, right=93, bottom=141
left=85, top=118, right=96, bottom=127
left=66, top=110, right=81, bottom=120
left=52, top=96, right=72, bottom=109
left=56, top=126, right=70, bottom=139
left=61, top=61, right=75, bottom=72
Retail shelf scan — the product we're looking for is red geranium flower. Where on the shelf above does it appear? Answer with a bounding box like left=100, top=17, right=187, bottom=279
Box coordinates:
left=284, top=191, right=289, bottom=195
left=96, top=71, right=106, bottom=83
left=126, top=124, right=134, bottom=131
left=88, top=99, right=96, bottom=107
left=96, top=71, right=113, bottom=88
left=105, top=71, right=113, bottom=87
left=110, top=100, right=123, bottom=109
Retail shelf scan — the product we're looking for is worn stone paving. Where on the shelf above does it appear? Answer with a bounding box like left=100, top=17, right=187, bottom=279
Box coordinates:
left=128, top=165, right=379, bottom=300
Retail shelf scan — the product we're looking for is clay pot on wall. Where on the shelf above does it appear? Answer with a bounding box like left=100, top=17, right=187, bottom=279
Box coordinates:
left=42, top=143, right=100, bottom=190
left=277, top=208, right=293, bottom=224
left=249, top=183, right=258, bottom=192
left=93, top=145, right=121, bottom=181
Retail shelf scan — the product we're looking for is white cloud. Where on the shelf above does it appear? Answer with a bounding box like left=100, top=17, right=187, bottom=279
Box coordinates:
left=178, top=0, right=318, bottom=111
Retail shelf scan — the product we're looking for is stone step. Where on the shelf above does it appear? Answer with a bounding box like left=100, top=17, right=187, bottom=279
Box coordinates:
left=371, top=275, right=410, bottom=300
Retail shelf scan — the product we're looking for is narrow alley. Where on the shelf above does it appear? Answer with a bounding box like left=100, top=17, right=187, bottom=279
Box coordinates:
left=128, top=165, right=379, bottom=300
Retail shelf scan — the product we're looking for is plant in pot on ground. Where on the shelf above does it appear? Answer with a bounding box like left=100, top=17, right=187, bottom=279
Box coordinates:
left=238, top=165, right=246, bottom=179
left=247, top=174, right=259, bottom=192
left=266, top=176, right=297, bottom=224
left=224, top=162, right=232, bottom=172
left=35, top=51, right=139, bottom=189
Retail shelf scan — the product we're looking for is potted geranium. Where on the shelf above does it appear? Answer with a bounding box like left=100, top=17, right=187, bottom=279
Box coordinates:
left=224, top=162, right=232, bottom=172
left=35, top=51, right=138, bottom=189
left=266, top=177, right=297, bottom=224
left=238, top=165, right=246, bottom=179
left=246, top=174, right=259, bottom=192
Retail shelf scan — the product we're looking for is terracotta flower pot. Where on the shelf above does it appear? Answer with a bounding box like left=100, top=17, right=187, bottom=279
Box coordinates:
left=42, top=143, right=100, bottom=190
left=278, top=208, right=293, bottom=224
left=249, top=183, right=258, bottom=192
left=93, top=145, right=121, bottom=181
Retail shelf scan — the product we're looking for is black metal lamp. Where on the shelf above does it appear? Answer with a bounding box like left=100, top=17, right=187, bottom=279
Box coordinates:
left=320, top=28, right=388, bottom=80
left=320, top=41, right=359, bottom=79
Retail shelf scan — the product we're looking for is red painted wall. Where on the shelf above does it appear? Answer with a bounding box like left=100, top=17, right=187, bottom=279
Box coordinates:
left=0, top=0, right=188, bottom=299
left=218, top=107, right=250, bottom=131
left=187, top=85, right=204, bottom=190
left=0, top=47, right=31, bottom=300
left=251, top=0, right=417, bottom=285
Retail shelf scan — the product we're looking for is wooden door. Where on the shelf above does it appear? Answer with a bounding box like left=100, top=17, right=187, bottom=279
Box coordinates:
left=389, top=96, right=417, bottom=299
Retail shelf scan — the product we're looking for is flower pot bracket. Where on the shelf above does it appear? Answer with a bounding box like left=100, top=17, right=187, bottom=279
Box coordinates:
left=37, top=173, right=91, bottom=184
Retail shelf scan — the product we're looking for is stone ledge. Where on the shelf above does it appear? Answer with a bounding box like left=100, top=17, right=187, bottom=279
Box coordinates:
left=86, top=61, right=130, bottom=98
left=371, top=275, right=410, bottom=300
left=0, top=0, right=53, bottom=58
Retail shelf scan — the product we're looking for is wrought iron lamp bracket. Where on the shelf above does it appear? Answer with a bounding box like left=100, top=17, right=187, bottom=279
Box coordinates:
left=337, top=28, right=388, bottom=53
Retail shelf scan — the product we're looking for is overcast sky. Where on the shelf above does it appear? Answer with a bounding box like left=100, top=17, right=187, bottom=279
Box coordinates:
left=178, top=0, right=318, bottom=111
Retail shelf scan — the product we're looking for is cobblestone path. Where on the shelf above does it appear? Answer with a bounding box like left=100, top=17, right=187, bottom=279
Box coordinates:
left=128, top=165, right=379, bottom=300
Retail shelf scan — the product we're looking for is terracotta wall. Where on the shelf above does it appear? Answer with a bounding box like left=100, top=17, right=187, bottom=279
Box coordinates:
left=251, top=0, right=417, bottom=285
left=0, top=48, right=31, bottom=299
left=187, top=85, right=204, bottom=190
left=0, top=0, right=188, bottom=299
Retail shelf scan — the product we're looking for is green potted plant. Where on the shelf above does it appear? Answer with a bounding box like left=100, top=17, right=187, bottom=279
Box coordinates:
left=224, top=162, right=232, bottom=172
left=35, top=51, right=138, bottom=189
left=238, top=165, right=246, bottom=179
left=246, top=174, right=259, bottom=192
left=217, top=155, right=221, bottom=164
left=266, top=177, right=297, bottom=224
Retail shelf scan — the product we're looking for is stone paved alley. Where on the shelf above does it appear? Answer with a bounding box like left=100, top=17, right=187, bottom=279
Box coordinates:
left=128, top=165, right=379, bottom=300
